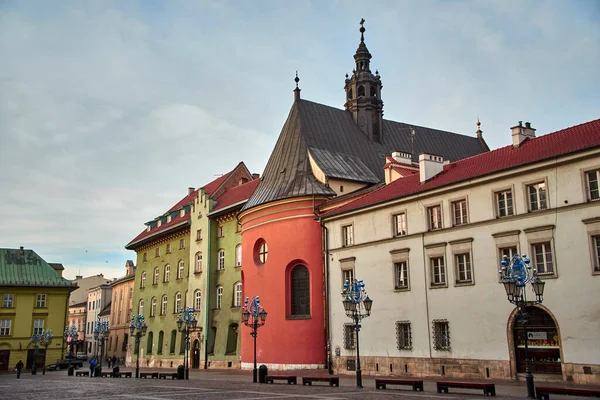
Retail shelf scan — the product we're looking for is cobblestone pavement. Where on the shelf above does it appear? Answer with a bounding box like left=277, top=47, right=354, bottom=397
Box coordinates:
left=0, top=369, right=595, bottom=400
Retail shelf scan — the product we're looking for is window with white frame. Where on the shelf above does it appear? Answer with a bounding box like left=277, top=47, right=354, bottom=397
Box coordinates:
left=586, top=169, right=600, bottom=201
left=234, top=283, right=242, bottom=307
left=166, top=243, right=171, bottom=254
left=592, top=236, right=600, bottom=272
left=394, top=261, right=409, bottom=290
left=257, top=241, right=268, bottom=264
left=179, top=239, right=185, bottom=249
left=342, top=224, right=354, bottom=246
left=194, top=290, right=201, bottom=311
left=36, top=294, right=46, bottom=308
left=33, top=319, right=44, bottom=335
left=161, top=295, right=167, bottom=315
left=455, top=253, right=472, bottom=284
left=141, top=271, right=146, bottom=288
left=532, top=242, right=554, bottom=275
left=343, top=324, right=355, bottom=349
left=396, top=321, right=412, bottom=350
left=180, top=208, right=185, bottom=217
left=151, top=297, right=156, bottom=317
left=196, top=229, right=203, bottom=241
left=527, top=182, right=548, bottom=211
left=153, top=268, right=159, bottom=285
left=218, top=249, right=225, bottom=270
left=496, top=189, right=514, bottom=217
left=138, top=299, right=144, bottom=315
left=499, top=246, right=518, bottom=262
left=216, top=287, right=223, bottom=309
left=432, top=319, right=450, bottom=351
left=164, top=265, right=170, bottom=282
left=0, top=320, right=11, bottom=336
left=175, top=292, right=182, bottom=313
left=452, top=199, right=468, bottom=226
left=177, top=261, right=184, bottom=279
left=235, top=244, right=242, bottom=267
left=393, top=213, right=407, bottom=236
left=195, top=252, right=203, bottom=273
left=430, top=257, right=446, bottom=286
left=3, top=294, right=14, bottom=308
left=342, top=269, right=354, bottom=288
left=427, top=205, right=442, bottom=230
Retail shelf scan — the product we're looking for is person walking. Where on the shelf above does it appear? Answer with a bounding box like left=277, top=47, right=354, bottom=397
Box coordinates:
left=107, top=357, right=111, bottom=368
left=112, top=355, right=117, bottom=367
left=89, top=357, right=97, bottom=378
left=15, top=360, right=23, bottom=379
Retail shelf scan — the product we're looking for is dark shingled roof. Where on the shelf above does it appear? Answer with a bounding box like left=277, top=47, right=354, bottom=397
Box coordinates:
left=243, top=99, right=489, bottom=210
left=0, top=248, right=77, bottom=288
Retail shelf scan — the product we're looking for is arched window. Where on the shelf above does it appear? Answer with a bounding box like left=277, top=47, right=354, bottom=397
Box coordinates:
left=370, top=85, right=377, bottom=97
left=254, top=240, right=268, bottom=265
left=195, top=252, right=203, bottom=273
left=178, top=260, right=185, bottom=279
left=358, top=85, right=365, bottom=97
left=234, top=282, right=242, bottom=307
left=141, top=271, right=146, bottom=288
left=147, top=331, right=153, bottom=354
left=175, top=292, right=182, bottom=313
left=194, top=290, right=202, bottom=311
left=290, top=265, right=310, bottom=316
left=138, top=299, right=144, bottom=315
left=161, top=295, right=168, bottom=315
left=218, top=249, right=225, bottom=270
left=235, top=244, right=242, bottom=267
left=216, top=286, right=223, bottom=309
left=164, top=264, right=170, bottom=282
left=225, top=324, right=239, bottom=354
left=157, top=331, right=164, bottom=354
left=153, top=267, right=159, bottom=285
left=348, top=88, right=353, bottom=100
left=150, top=297, right=157, bottom=317
left=170, top=329, right=177, bottom=354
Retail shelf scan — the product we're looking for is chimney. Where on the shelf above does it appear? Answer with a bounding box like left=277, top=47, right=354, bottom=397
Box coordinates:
left=391, top=151, right=412, bottom=165
left=252, top=173, right=260, bottom=180
left=188, top=187, right=195, bottom=195
left=511, top=121, right=536, bottom=148
left=419, top=153, right=445, bottom=184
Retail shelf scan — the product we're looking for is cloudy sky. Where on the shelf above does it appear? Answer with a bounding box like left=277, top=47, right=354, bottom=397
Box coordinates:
left=1, top=1, right=598, bottom=280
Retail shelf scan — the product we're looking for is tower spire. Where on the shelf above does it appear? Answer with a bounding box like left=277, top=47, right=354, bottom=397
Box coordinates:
left=360, top=18, right=365, bottom=42
left=476, top=118, right=483, bottom=139
left=293, top=71, right=301, bottom=102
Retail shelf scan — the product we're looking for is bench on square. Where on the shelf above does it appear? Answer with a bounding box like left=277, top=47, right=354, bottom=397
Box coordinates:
left=140, top=372, right=159, bottom=379
left=302, top=376, right=339, bottom=387
left=266, top=375, right=297, bottom=384
left=535, top=386, right=600, bottom=399
left=375, top=378, right=424, bottom=391
left=158, top=372, right=178, bottom=380
left=75, top=371, right=89, bottom=377
left=437, top=381, right=496, bottom=396
left=113, top=372, right=132, bottom=378
left=100, top=372, right=113, bottom=378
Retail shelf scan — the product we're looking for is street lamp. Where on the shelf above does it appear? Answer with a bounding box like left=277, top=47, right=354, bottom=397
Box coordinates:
left=30, top=329, right=53, bottom=375
left=93, top=317, right=110, bottom=369
left=129, top=314, right=147, bottom=378
left=341, top=279, right=373, bottom=388
left=500, top=254, right=546, bottom=399
left=241, top=296, right=267, bottom=383
left=177, top=307, right=198, bottom=380
left=64, top=324, right=78, bottom=358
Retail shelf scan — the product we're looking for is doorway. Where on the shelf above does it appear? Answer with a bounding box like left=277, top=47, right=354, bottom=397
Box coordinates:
left=26, top=349, right=46, bottom=369
left=192, top=339, right=200, bottom=369
left=0, top=350, right=10, bottom=371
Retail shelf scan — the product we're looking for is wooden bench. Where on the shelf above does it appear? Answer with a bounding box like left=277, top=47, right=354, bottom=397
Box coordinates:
left=113, top=372, right=132, bottom=378
left=375, top=378, right=424, bottom=391
left=302, top=376, right=339, bottom=387
left=437, top=381, right=496, bottom=396
left=140, top=372, right=159, bottom=379
left=266, top=375, right=297, bottom=384
left=75, top=371, right=89, bottom=377
left=158, top=372, right=178, bottom=380
left=536, top=386, right=600, bottom=399
left=100, top=372, right=113, bottom=378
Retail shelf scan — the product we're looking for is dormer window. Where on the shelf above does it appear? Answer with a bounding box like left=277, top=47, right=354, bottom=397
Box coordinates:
left=180, top=209, right=185, bottom=218
left=358, top=85, right=365, bottom=97
left=157, top=219, right=162, bottom=227
left=146, top=226, right=151, bottom=232
left=167, top=215, right=171, bottom=223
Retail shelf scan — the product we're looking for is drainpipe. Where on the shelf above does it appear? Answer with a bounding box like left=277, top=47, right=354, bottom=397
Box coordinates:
left=204, top=202, right=212, bottom=369
left=319, top=217, right=333, bottom=374
left=421, top=232, right=432, bottom=359
left=62, top=295, right=69, bottom=359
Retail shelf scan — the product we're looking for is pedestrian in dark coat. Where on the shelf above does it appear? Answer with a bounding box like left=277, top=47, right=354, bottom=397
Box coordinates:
left=89, top=357, right=97, bottom=377
left=15, top=360, right=23, bottom=379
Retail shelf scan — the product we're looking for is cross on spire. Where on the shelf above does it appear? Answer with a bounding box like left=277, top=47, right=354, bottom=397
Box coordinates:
left=360, top=18, right=365, bottom=42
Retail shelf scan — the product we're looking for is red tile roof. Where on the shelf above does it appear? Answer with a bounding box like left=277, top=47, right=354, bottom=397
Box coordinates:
left=126, top=203, right=192, bottom=248
left=211, top=179, right=260, bottom=213
left=322, top=118, right=600, bottom=217
left=202, top=170, right=233, bottom=196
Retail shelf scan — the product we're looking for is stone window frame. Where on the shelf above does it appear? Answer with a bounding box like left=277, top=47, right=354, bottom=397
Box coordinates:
left=2, top=293, right=14, bottom=308
left=216, top=286, right=223, bottom=309
left=174, top=292, right=182, bottom=314
left=432, top=319, right=451, bottom=351
left=150, top=297, right=156, bottom=317
left=343, top=323, right=355, bottom=349
left=339, top=257, right=356, bottom=290
left=390, top=248, right=410, bottom=292
left=153, top=267, right=160, bottom=285
left=391, top=210, right=408, bottom=237
left=177, top=260, right=185, bottom=279
left=0, top=319, right=11, bottom=336
left=196, top=229, right=203, bottom=241
left=166, top=243, right=171, bottom=254
left=342, top=223, right=355, bottom=247
left=524, top=225, right=557, bottom=279
left=179, top=239, right=185, bottom=250
left=492, top=184, right=516, bottom=218
left=194, top=290, right=202, bottom=311
left=425, top=243, right=447, bottom=289
left=395, top=321, right=412, bottom=350
left=449, top=195, right=469, bottom=227
left=218, top=249, right=225, bottom=270
left=449, top=238, right=474, bottom=287
left=582, top=217, right=600, bottom=275
left=492, top=230, right=521, bottom=282
left=425, top=202, right=444, bottom=231
left=35, top=294, right=47, bottom=308
left=523, top=176, right=550, bottom=212
left=581, top=166, right=600, bottom=202
left=235, top=244, right=242, bottom=267
left=33, top=318, right=44, bottom=335
left=140, top=271, right=146, bottom=288
left=164, top=264, right=170, bottom=282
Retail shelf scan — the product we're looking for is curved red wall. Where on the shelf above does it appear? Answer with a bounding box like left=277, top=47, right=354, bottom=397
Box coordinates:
left=240, top=198, right=326, bottom=367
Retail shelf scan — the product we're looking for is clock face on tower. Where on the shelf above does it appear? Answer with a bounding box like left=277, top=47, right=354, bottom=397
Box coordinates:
left=358, top=115, right=366, bottom=128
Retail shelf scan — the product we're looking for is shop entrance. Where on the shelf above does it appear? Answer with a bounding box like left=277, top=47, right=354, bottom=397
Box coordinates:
left=513, top=306, right=561, bottom=375
left=0, top=349, right=10, bottom=371
left=192, top=339, right=200, bottom=369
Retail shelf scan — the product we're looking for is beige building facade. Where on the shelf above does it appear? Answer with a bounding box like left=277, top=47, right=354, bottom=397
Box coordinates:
left=107, top=261, right=135, bottom=362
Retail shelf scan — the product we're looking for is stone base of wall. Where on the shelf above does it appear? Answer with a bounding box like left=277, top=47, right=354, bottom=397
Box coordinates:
left=207, top=360, right=240, bottom=369
left=241, top=362, right=326, bottom=371
left=126, top=356, right=184, bottom=369
left=563, top=363, right=600, bottom=384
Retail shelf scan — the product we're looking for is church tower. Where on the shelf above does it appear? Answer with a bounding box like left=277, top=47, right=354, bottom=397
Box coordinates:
left=344, top=19, right=384, bottom=142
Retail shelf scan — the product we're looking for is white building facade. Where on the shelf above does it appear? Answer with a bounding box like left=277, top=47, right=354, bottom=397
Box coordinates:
left=322, top=119, right=600, bottom=384
left=85, top=284, right=112, bottom=358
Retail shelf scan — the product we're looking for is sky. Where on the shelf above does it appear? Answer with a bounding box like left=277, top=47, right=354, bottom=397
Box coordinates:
left=1, top=1, right=599, bottom=280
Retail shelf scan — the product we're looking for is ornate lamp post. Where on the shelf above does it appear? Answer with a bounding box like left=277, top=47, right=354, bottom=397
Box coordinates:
left=241, top=296, right=267, bottom=383
left=129, top=314, right=147, bottom=378
left=93, top=317, right=110, bottom=369
left=177, top=307, right=198, bottom=380
left=500, top=254, right=546, bottom=399
left=63, top=324, right=78, bottom=358
left=30, top=329, right=53, bottom=375
left=341, top=279, right=373, bottom=388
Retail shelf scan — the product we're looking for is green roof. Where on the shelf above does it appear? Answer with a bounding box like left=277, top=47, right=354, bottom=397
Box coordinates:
left=0, top=248, right=77, bottom=288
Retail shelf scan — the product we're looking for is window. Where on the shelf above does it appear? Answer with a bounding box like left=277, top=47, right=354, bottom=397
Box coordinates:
left=157, top=331, right=164, bottom=354
left=138, top=299, right=144, bottom=315
left=496, top=189, right=514, bottom=217
left=218, top=225, right=224, bottom=238
left=394, top=261, right=409, bottom=290
left=430, top=257, right=446, bottom=286
left=179, top=239, right=185, bottom=249
left=218, top=249, right=225, bottom=270
left=532, top=242, right=554, bottom=275
left=180, top=209, right=185, bottom=218
left=342, top=269, right=354, bottom=287
left=357, top=85, right=365, bottom=97
left=170, top=330, right=177, bottom=354
left=179, top=331, right=185, bottom=354
left=290, top=265, right=310, bottom=316
left=216, top=287, right=223, bottom=309
left=164, top=264, right=170, bottom=282
left=177, top=261, right=185, bottom=279
left=196, top=229, right=202, bottom=241
left=343, top=324, right=355, bottom=349
left=195, top=252, right=203, bottom=273
left=396, top=321, right=412, bottom=350
left=143, top=252, right=147, bottom=262
left=586, top=170, right=600, bottom=201
left=452, top=199, right=468, bottom=226
left=167, top=215, right=171, bottom=223
left=342, top=225, right=354, bottom=246
left=527, top=182, right=547, bottom=211
left=234, top=283, right=242, bottom=307
left=36, top=294, right=46, bottom=308
left=161, top=296, right=167, bottom=315
left=0, top=320, right=11, bottom=336
left=175, top=292, right=182, bottom=313
left=166, top=243, right=171, bottom=254
left=500, top=246, right=518, bottom=262
left=33, top=319, right=44, bottom=335
left=153, top=268, right=159, bottom=285
left=155, top=247, right=160, bottom=257
left=140, top=272, right=146, bottom=288
left=256, top=240, right=268, bottom=264
left=455, top=253, right=472, bottom=284
left=150, top=297, right=156, bottom=317
left=225, top=324, right=238, bottom=354
left=433, top=320, right=450, bottom=351
left=147, top=331, right=153, bottom=354
left=593, top=236, right=600, bottom=272
left=235, top=244, right=242, bottom=267
left=427, top=205, right=442, bottom=230
left=88, top=302, right=91, bottom=311
left=3, top=294, right=14, bottom=308
left=194, top=290, right=202, bottom=311
left=393, top=213, right=407, bottom=236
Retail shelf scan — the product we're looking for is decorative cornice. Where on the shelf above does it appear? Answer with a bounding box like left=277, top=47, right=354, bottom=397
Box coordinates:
left=424, top=242, right=447, bottom=249
left=582, top=217, right=600, bottom=225
left=389, top=248, right=410, bottom=255
left=492, top=230, right=521, bottom=238
left=523, top=225, right=555, bottom=234
left=339, top=256, right=356, bottom=263
left=448, top=238, right=474, bottom=245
